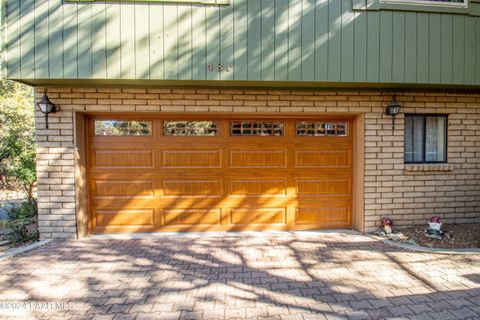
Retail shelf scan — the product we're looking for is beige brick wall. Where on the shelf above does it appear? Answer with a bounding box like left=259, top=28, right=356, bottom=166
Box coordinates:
left=34, top=88, right=480, bottom=239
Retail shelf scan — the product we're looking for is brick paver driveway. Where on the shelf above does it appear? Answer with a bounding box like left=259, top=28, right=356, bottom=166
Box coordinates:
left=1, top=232, right=479, bottom=320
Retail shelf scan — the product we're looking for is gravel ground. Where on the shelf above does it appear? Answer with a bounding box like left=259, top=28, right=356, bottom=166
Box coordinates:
left=0, top=187, right=25, bottom=201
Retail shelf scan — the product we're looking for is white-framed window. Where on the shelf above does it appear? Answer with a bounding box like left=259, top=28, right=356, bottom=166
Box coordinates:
left=65, top=0, right=230, bottom=4
left=379, top=0, right=467, bottom=8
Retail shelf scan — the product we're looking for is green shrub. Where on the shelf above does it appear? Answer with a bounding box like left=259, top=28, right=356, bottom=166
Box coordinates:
left=5, top=201, right=39, bottom=244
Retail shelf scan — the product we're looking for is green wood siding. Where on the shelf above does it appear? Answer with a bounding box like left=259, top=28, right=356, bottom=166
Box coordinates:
left=4, top=0, right=480, bottom=86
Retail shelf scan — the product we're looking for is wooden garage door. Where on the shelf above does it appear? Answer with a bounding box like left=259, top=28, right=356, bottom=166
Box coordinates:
left=87, top=115, right=353, bottom=233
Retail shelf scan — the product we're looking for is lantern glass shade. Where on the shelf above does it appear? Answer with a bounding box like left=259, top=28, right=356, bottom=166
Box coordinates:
left=38, top=94, right=56, bottom=114
left=37, top=92, right=58, bottom=129
left=387, top=104, right=401, bottom=116
left=386, top=96, right=401, bottom=117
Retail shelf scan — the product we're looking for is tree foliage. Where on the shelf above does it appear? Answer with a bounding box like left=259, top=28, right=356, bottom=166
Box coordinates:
left=0, top=80, right=36, bottom=203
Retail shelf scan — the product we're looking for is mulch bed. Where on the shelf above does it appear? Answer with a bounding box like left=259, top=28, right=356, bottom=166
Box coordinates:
left=386, top=223, right=480, bottom=249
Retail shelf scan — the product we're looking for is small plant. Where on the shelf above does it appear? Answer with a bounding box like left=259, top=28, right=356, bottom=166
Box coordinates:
left=5, top=201, right=39, bottom=245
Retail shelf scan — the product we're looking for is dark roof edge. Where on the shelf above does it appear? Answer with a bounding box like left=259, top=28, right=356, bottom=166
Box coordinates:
left=12, top=79, right=480, bottom=94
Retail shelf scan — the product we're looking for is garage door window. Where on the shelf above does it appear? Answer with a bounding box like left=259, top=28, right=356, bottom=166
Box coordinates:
left=94, top=120, right=152, bottom=136
left=164, top=121, right=218, bottom=136
left=231, top=121, right=284, bottom=136
left=296, top=122, right=348, bottom=137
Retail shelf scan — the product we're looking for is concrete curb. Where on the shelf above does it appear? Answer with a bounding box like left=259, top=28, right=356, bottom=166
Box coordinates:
left=370, top=235, right=480, bottom=255
left=0, top=240, right=52, bottom=261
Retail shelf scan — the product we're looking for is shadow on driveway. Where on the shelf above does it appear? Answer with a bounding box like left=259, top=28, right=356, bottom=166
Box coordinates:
left=0, top=232, right=479, bottom=319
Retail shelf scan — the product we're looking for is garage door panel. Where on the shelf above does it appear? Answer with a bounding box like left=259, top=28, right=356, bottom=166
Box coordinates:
left=296, top=197, right=351, bottom=207
left=294, top=150, right=351, bottom=168
left=163, top=179, right=223, bottom=198
left=164, top=209, right=222, bottom=226
left=229, top=150, right=287, bottom=168
left=93, top=149, right=154, bottom=168
left=230, top=208, right=287, bottom=225
left=229, top=179, right=288, bottom=197
left=162, top=150, right=222, bottom=168
left=296, top=177, right=351, bottom=197
left=91, top=198, right=161, bottom=209
left=93, top=180, right=155, bottom=198
left=95, top=209, right=155, bottom=227
left=294, top=207, right=350, bottom=225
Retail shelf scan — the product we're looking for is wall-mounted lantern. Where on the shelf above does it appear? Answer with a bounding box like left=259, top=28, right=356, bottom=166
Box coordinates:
left=37, top=90, right=58, bottom=129
left=385, top=95, right=401, bottom=130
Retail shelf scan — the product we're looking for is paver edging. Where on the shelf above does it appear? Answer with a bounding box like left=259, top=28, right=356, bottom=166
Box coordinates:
left=370, top=234, right=480, bottom=255
left=0, top=240, right=52, bottom=260
left=83, top=229, right=362, bottom=240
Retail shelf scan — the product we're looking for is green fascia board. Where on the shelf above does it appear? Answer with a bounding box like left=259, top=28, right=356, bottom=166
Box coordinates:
left=65, top=0, right=231, bottom=5
left=354, top=0, right=480, bottom=16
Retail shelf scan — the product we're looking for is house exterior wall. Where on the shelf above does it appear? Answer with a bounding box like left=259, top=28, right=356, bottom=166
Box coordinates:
left=5, top=0, right=480, bottom=87
left=34, top=87, right=480, bottom=239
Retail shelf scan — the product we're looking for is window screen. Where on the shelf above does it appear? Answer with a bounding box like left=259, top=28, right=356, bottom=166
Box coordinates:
left=405, top=115, right=447, bottom=163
